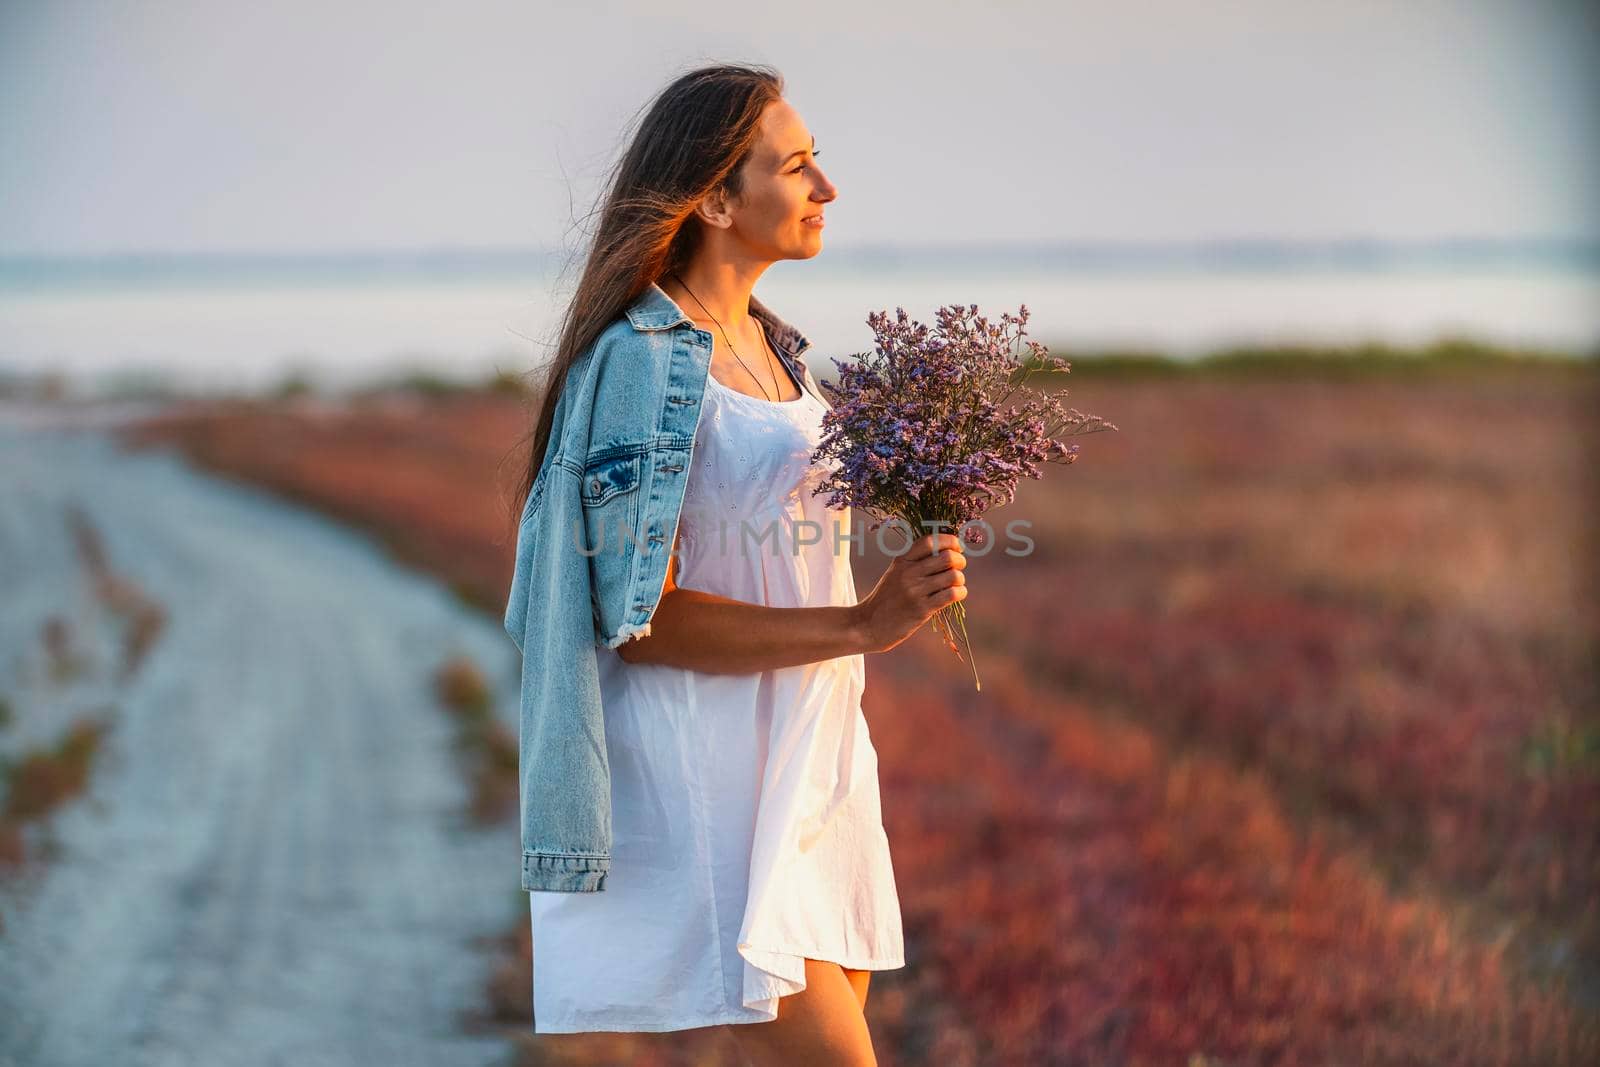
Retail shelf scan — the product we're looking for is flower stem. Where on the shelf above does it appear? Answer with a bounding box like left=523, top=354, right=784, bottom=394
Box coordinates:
left=936, top=600, right=981, bottom=692
left=952, top=600, right=981, bottom=692
left=895, top=510, right=981, bottom=691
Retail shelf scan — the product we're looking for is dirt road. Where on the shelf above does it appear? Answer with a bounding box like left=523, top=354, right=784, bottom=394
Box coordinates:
left=0, top=410, right=523, bottom=1066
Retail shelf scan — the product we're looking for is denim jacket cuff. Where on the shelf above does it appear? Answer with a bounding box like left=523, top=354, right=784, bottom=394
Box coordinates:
left=523, top=850, right=610, bottom=892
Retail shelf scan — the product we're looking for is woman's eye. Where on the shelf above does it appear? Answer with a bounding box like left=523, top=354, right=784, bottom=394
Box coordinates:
left=791, top=152, right=821, bottom=174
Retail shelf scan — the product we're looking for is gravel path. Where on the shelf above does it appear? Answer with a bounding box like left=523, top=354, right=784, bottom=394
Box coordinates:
left=0, top=410, right=525, bottom=1067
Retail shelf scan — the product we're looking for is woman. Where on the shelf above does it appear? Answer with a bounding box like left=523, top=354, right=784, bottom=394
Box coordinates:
left=507, top=63, right=969, bottom=1066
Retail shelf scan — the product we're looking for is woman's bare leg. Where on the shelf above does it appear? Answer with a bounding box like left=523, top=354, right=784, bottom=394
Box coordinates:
left=721, top=957, right=877, bottom=1066
left=841, top=966, right=871, bottom=1012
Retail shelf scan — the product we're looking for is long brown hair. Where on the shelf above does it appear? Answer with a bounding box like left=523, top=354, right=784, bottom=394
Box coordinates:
left=501, top=62, right=785, bottom=540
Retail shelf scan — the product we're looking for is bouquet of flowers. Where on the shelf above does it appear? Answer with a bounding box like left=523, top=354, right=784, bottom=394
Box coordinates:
left=810, top=303, right=1119, bottom=691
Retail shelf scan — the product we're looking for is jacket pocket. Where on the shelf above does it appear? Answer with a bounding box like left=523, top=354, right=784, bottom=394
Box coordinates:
left=575, top=450, right=646, bottom=574
left=580, top=451, right=643, bottom=506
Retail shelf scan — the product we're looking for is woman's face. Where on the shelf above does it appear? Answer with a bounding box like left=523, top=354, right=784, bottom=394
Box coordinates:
left=719, top=98, right=837, bottom=260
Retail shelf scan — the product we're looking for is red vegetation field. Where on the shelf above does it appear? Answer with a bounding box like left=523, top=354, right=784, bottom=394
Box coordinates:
left=122, top=366, right=1600, bottom=1065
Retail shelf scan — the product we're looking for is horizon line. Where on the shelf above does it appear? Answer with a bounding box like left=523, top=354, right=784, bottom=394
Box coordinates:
left=2, top=233, right=1599, bottom=267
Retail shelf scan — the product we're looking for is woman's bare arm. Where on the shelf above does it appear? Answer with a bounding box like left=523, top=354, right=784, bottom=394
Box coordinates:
left=614, top=530, right=967, bottom=673
left=615, top=532, right=871, bottom=673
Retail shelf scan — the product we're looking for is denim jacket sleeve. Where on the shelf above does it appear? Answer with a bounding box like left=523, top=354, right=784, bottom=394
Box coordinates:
left=503, top=445, right=616, bottom=892
left=502, top=339, right=625, bottom=893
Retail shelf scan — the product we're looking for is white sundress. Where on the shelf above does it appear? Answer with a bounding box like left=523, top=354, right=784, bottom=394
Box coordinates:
left=526, top=361, right=906, bottom=1034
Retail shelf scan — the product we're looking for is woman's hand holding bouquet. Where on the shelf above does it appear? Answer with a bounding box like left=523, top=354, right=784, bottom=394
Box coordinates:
left=854, top=532, right=969, bottom=654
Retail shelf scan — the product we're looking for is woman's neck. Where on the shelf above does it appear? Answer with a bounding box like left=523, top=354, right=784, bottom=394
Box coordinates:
left=662, top=264, right=765, bottom=330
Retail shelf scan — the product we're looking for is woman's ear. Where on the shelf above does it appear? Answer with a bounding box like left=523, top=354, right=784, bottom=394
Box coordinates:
left=694, top=184, right=736, bottom=230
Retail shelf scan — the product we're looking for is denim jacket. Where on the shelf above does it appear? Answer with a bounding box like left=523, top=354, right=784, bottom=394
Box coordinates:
left=503, top=281, right=831, bottom=891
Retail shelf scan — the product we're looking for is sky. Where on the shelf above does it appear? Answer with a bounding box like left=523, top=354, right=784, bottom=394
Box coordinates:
left=1, top=0, right=1596, bottom=258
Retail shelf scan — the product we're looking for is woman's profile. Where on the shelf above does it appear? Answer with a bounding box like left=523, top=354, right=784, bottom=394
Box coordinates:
left=508, top=62, right=970, bottom=1066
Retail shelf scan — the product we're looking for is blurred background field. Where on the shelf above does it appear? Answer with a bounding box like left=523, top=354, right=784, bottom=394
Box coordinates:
left=4, top=0, right=1598, bottom=1063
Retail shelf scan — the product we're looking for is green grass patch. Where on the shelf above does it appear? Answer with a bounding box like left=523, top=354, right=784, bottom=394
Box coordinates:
left=1021, top=336, right=1600, bottom=382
